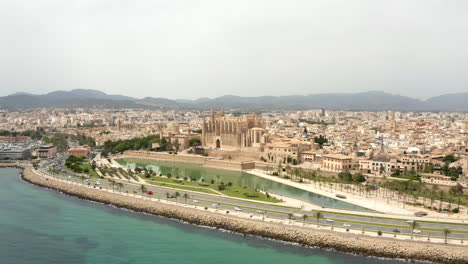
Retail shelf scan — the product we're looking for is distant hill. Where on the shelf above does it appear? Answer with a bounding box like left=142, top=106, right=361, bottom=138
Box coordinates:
left=0, top=89, right=467, bottom=112
left=39, top=89, right=136, bottom=101
left=182, top=92, right=424, bottom=111
left=0, top=89, right=141, bottom=109
left=138, top=97, right=180, bottom=107
left=424, top=92, right=468, bottom=112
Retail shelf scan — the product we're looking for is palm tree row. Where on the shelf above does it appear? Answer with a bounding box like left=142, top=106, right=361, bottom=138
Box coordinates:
left=270, top=166, right=466, bottom=213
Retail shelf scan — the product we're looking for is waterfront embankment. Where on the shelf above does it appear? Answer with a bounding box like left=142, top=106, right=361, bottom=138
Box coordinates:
left=12, top=164, right=468, bottom=264
left=121, top=151, right=256, bottom=171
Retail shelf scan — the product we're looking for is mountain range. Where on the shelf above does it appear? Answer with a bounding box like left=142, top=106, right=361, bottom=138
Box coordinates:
left=0, top=89, right=466, bottom=112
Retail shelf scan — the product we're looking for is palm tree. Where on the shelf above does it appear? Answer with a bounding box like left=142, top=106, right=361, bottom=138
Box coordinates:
left=430, top=189, right=436, bottom=209
left=140, top=184, right=147, bottom=197
left=439, top=191, right=445, bottom=211
left=408, top=221, right=419, bottom=239
left=174, top=192, right=180, bottom=203
left=80, top=175, right=86, bottom=184
left=315, top=211, right=322, bottom=228
left=277, top=162, right=282, bottom=175
left=443, top=228, right=450, bottom=244
left=302, top=214, right=308, bottom=226
left=183, top=193, right=189, bottom=206
left=117, top=182, right=124, bottom=191
left=109, top=179, right=116, bottom=192
left=448, top=195, right=453, bottom=211
left=287, top=213, right=294, bottom=223
left=165, top=192, right=170, bottom=201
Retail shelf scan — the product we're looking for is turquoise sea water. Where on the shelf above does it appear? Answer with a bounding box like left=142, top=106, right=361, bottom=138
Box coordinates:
left=0, top=168, right=413, bottom=264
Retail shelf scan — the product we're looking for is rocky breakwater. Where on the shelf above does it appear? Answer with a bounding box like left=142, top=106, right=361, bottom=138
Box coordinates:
left=19, top=165, right=468, bottom=264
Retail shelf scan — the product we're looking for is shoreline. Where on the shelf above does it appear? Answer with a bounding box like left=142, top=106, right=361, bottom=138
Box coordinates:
left=4, top=164, right=468, bottom=264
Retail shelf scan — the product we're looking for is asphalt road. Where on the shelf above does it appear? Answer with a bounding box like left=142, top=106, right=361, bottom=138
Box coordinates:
left=39, top=157, right=468, bottom=240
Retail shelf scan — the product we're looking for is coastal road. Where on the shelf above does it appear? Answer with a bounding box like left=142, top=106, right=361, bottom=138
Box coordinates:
left=41, top=165, right=468, bottom=241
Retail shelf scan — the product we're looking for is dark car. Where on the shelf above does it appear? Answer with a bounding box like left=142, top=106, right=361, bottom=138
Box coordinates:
left=414, top=212, right=428, bottom=217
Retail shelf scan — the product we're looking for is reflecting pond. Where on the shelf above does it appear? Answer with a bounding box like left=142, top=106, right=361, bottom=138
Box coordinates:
left=117, top=158, right=375, bottom=212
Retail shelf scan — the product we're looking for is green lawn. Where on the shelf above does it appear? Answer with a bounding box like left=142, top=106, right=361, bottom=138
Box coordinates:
left=147, top=178, right=219, bottom=195
left=64, top=162, right=100, bottom=178
left=142, top=175, right=281, bottom=203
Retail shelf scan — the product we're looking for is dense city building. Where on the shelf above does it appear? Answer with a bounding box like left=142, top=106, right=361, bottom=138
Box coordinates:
left=37, top=145, right=57, bottom=159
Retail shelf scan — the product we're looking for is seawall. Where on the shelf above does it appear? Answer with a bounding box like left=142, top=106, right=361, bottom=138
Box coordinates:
left=14, top=164, right=468, bottom=264
left=122, top=151, right=255, bottom=171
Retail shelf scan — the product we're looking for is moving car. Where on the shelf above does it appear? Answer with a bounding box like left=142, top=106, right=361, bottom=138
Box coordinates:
left=234, top=207, right=242, bottom=211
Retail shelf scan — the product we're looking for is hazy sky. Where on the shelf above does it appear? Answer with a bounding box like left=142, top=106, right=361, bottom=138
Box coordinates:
left=1, top=0, right=467, bottom=99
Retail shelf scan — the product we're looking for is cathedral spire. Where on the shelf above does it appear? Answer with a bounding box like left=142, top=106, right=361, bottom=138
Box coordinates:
left=210, top=107, right=215, bottom=121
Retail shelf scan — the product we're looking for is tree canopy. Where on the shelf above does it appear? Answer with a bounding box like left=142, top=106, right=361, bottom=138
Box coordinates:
left=102, top=135, right=160, bottom=157
left=314, top=135, right=328, bottom=148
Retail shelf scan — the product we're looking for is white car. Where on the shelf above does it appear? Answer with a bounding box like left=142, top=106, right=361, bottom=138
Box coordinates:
left=413, top=229, right=421, bottom=234
left=192, top=200, right=199, bottom=203
left=326, top=219, right=334, bottom=223
left=96, top=180, right=101, bottom=185
left=234, top=207, right=242, bottom=211
left=406, top=220, right=414, bottom=224
left=343, top=223, right=351, bottom=227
